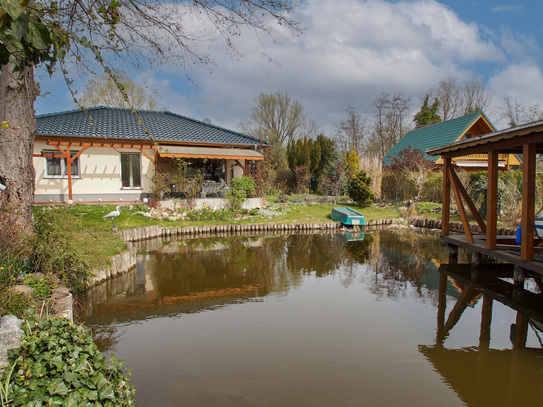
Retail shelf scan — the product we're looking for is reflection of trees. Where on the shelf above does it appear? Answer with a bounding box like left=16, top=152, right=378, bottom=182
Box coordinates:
left=287, top=234, right=345, bottom=277
left=363, top=231, right=447, bottom=300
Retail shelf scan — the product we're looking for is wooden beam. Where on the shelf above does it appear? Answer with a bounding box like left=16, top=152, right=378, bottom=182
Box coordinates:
left=479, top=295, right=493, bottom=350
left=66, top=144, right=72, bottom=201
left=487, top=150, right=499, bottom=250
left=448, top=168, right=474, bottom=243
left=234, top=159, right=248, bottom=176
left=138, top=146, right=155, bottom=164
left=512, top=311, right=529, bottom=350
left=521, top=143, right=536, bottom=261
left=449, top=168, right=487, bottom=234
left=442, top=157, right=451, bottom=236
left=438, top=285, right=478, bottom=344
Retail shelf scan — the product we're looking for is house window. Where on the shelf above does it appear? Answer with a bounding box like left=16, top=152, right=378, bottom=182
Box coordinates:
left=121, top=153, right=141, bottom=189
left=44, top=152, right=80, bottom=178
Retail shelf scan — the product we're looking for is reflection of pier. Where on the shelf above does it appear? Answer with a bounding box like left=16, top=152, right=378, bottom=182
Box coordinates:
left=420, top=263, right=543, bottom=406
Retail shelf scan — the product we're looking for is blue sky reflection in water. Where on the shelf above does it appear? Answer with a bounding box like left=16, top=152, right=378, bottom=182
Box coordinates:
left=78, top=230, right=543, bottom=407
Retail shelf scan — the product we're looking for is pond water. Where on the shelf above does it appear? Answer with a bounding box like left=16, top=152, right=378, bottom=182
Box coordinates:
left=77, top=230, right=543, bottom=407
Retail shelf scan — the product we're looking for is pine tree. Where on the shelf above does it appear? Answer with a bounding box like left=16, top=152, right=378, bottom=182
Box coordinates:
left=413, top=95, right=442, bottom=128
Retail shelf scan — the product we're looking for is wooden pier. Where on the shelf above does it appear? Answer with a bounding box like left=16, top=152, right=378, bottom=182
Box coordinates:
left=426, top=120, right=543, bottom=281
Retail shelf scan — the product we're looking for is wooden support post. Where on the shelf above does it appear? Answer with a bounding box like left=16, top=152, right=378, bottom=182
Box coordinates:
left=438, top=285, right=478, bottom=344
left=447, top=244, right=458, bottom=264
left=479, top=295, right=493, bottom=351
left=513, top=265, right=526, bottom=286
left=449, top=169, right=486, bottom=234
left=521, top=143, right=536, bottom=261
left=472, top=251, right=482, bottom=268
left=66, top=144, right=72, bottom=202
left=442, top=157, right=451, bottom=236
left=512, top=311, right=529, bottom=350
left=448, top=169, right=474, bottom=243
left=437, top=272, right=447, bottom=343
left=487, top=149, right=499, bottom=250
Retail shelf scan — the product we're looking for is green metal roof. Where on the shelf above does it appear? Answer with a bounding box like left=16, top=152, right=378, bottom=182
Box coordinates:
left=384, top=111, right=495, bottom=166
left=36, top=106, right=267, bottom=147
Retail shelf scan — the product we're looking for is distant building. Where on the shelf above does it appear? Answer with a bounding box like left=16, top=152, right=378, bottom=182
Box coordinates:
left=384, top=111, right=521, bottom=170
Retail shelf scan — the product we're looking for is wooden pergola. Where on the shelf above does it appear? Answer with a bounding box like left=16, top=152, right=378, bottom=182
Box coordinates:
left=427, top=120, right=543, bottom=275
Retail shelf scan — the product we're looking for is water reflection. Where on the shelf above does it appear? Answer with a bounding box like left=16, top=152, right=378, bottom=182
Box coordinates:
left=78, top=230, right=448, bottom=327
left=76, top=229, right=543, bottom=407
left=420, top=263, right=543, bottom=407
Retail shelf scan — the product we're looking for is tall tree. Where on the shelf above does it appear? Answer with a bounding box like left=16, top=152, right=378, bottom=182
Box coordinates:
left=413, top=95, right=441, bottom=129
left=368, top=92, right=412, bottom=161
left=335, top=106, right=367, bottom=156
left=286, top=134, right=335, bottom=191
left=242, top=91, right=316, bottom=170
left=500, top=96, right=543, bottom=127
left=78, top=70, right=160, bottom=109
left=0, top=0, right=300, bottom=232
left=429, top=78, right=492, bottom=120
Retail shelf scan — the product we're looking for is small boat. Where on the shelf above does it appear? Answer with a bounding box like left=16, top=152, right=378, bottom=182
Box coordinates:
left=330, top=207, right=365, bottom=226
left=536, top=215, right=543, bottom=238
left=515, top=214, right=543, bottom=244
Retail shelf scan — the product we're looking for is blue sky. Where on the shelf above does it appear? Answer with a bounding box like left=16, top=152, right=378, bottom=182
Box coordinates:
left=35, top=0, right=543, bottom=134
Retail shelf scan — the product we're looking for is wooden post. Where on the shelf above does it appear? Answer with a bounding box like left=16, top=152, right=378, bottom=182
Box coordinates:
left=479, top=295, right=493, bottom=350
left=66, top=144, right=72, bottom=201
left=512, top=311, right=529, bottom=350
left=442, top=157, right=451, bottom=236
left=437, top=272, right=447, bottom=342
left=448, top=169, right=474, bottom=243
left=486, top=149, right=499, bottom=250
left=521, top=143, right=536, bottom=261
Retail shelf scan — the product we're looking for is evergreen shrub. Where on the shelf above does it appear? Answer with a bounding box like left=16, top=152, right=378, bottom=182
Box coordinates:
left=348, top=170, right=375, bottom=206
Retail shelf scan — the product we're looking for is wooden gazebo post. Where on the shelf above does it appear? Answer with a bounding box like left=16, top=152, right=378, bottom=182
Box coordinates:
left=486, top=150, right=499, bottom=250
left=521, top=143, right=536, bottom=261
left=442, top=157, right=451, bottom=237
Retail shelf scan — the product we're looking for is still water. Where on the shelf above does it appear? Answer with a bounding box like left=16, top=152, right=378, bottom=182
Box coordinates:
left=77, top=230, right=543, bottom=407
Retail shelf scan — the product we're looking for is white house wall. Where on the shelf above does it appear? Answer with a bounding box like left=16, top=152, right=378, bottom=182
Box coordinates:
left=34, top=139, right=155, bottom=203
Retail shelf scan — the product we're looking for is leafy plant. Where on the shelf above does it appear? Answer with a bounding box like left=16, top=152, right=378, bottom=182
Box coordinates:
left=348, top=170, right=375, bottom=207
left=416, top=202, right=441, bottom=214
left=173, top=159, right=204, bottom=209
left=1, top=314, right=135, bottom=406
left=226, top=176, right=257, bottom=210
left=186, top=208, right=236, bottom=222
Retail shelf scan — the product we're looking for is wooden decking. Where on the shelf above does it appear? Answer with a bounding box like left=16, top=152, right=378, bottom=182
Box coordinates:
left=442, top=233, right=543, bottom=275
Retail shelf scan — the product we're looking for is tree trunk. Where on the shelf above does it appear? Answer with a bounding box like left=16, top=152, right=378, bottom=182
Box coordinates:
left=0, top=63, right=39, bottom=237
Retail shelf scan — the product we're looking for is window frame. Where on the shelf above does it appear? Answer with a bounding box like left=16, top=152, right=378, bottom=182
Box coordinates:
left=44, top=151, right=81, bottom=179
left=120, top=152, right=142, bottom=189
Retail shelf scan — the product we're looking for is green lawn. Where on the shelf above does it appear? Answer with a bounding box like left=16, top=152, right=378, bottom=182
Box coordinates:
left=43, top=201, right=402, bottom=231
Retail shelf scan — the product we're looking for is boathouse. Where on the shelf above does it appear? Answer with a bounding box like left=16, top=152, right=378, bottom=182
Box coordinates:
left=426, top=119, right=543, bottom=279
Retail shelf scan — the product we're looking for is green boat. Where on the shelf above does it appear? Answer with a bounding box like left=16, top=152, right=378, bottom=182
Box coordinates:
left=330, top=207, right=365, bottom=226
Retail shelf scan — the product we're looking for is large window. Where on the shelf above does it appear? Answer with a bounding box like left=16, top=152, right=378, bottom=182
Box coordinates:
left=121, top=153, right=141, bottom=189
left=44, top=152, right=80, bottom=178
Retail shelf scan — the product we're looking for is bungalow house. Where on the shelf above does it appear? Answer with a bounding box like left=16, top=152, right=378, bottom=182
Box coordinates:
left=384, top=111, right=521, bottom=170
left=33, top=106, right=266, bottom=204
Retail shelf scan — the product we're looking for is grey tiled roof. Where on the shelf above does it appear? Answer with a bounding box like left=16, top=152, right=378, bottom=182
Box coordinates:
left=36, top=106, right=266, bottom=147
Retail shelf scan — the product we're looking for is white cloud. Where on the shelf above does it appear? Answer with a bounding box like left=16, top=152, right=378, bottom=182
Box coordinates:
left=488, top=63, right=543, bottom=103
left=37, top=0, right=536, bottom=135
